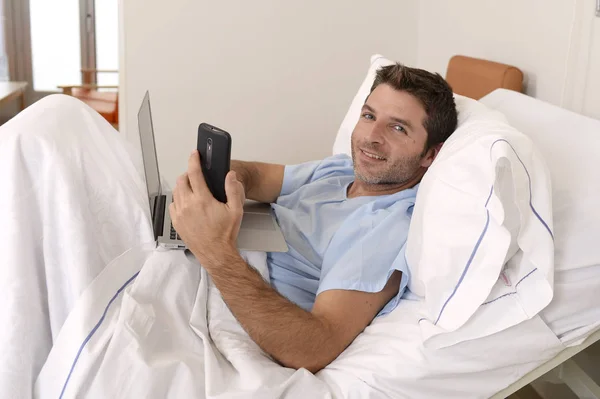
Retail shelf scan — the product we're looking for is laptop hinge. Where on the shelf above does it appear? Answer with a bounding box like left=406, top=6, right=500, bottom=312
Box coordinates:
left=153, top=195, right=166, bottom=239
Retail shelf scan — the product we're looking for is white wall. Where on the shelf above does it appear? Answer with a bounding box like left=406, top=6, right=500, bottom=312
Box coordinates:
left=120, top=1, right=418, bottom=187
left=417, top=0, right=577, bottom=107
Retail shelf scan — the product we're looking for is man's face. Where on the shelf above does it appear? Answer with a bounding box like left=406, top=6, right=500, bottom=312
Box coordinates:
left=351, top=84, right=433, bottom=185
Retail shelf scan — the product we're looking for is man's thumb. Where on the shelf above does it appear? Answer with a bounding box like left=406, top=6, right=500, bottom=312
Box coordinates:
left=225, top=171, right=245, bottom=210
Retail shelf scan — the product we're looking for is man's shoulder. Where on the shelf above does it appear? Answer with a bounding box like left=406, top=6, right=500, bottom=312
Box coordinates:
left=308, top=154, right=354, bottom=182
left=279, top=154, right=354, bottom=198
left=317, top=153, right=353, bottom=172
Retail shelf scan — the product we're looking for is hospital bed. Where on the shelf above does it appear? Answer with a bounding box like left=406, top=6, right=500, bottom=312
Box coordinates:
left=480, top=89, right=600, bottom=399
left=445, top=56, right=600, bottom=398
left=2, top=54, right=598, bottom=399
left=421, top=55, right=600, bottom=398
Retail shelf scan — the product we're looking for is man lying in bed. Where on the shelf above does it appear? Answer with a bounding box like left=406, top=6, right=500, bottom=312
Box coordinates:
left=169, top=63, right=457, bottom=372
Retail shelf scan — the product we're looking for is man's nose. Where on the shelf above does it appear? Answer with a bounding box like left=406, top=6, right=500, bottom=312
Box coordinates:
left=365, top=121, right=386, bottom=143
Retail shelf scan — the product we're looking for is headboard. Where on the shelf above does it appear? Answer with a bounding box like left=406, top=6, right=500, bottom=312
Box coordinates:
left=445, top=55, right=524, bottom=100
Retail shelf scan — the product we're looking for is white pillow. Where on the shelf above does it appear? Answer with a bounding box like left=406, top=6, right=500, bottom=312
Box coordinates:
left=333, top=54, right=393, bottom=156
left=479, top=89, right=600, bottom=347
left=480, top=89, right=600, bottom=274
left=334, top=55, right=555, bottom=349
left=409, top=95, right=554, bottom=348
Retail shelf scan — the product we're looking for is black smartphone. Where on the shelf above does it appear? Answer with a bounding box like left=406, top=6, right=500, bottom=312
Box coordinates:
left=197, top=123, right=232, bottom=203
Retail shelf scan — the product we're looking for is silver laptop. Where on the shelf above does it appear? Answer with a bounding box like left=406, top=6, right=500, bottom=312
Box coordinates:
left=137, top=91, right=288, bottom=252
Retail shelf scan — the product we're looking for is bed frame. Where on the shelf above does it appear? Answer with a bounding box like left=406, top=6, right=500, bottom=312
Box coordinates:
left=492, top=328, right=600, bottom=398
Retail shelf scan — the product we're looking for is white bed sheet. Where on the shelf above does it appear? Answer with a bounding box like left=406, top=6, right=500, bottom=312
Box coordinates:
left=544, top=266, right=600, bottom=346
left=480, top=89, right=600, bottom=347
left=317, top=299, right=564, bottom=399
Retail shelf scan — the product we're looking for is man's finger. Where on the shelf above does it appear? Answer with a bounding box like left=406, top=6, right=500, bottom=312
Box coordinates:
left=176, top=172, right=192, bottom=203
left=188, top=150, right=210, bottom=194
left=225, top=171, right=245, bottom=212
left=168, top=202, right=177, bottom=225
left=173, top=177, right=180, bottom=208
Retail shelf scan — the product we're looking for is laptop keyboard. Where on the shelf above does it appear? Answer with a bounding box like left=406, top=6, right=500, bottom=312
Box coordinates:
left=169, top=223, right=181, bottom=241
left=169, top=198, right=181, bottom=241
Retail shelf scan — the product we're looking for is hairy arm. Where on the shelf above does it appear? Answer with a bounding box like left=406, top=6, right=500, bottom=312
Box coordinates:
left=173, top=151, right=400, bottom=373
left=230, top=160, right=284, bottom=203
left=201, top=247, right=401, bottom=373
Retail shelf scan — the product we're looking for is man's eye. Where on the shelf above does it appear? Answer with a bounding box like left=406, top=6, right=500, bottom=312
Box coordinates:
left=361, top=113, right=374, bottom=120
left=393, top=125, right=407, bottom=133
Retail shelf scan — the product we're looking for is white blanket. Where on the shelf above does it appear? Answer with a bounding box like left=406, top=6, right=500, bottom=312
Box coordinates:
left=0, top=95, right=152, bottom=398
left=1, top=95, right=567, bottom=399
left=0, top=95, right=328, bottom=398
left=37, top=247, right=331, bottom=398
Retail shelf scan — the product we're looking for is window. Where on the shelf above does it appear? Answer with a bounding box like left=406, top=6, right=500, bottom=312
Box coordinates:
left=0, top=0, right=8, bottom=81
left=4, top=0, right=118, bottom=96
left=95, top=0, right=118, bottom=87
left=29, top=0, right=81, bottom=91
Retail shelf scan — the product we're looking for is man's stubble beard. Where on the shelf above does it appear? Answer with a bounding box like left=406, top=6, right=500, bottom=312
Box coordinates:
left=351, top=141, right=424, bottom=186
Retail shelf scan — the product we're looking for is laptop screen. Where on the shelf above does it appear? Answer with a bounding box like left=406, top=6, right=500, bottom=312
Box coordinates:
left=137, top=91, right=162, bottom=214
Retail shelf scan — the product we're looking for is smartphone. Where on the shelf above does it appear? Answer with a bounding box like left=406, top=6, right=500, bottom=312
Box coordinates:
left=197, top=123, right=232, bottom=203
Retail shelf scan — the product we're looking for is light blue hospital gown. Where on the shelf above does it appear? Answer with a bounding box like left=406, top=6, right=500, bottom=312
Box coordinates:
left=268, top=154, right=418, bottom=316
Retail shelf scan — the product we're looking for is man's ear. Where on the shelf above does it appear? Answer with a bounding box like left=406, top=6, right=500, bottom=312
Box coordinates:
left=420, top=143, right=443, bottom=168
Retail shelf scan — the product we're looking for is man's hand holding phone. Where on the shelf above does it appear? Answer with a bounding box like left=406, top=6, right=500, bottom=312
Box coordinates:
left=197, top=123, right=232, bottom=203
left=169, top=150, right=245, bottom=266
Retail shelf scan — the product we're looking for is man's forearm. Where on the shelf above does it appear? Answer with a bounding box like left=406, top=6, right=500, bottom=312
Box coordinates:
left=230, top=160, right=283, bottom=203
left=230, top=160, right=255, bottom=197
left=199, top=246, right=340, bottom=373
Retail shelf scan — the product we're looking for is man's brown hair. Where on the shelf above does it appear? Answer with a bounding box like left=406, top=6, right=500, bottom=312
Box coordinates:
left=370, top=63, right=458, bottom=151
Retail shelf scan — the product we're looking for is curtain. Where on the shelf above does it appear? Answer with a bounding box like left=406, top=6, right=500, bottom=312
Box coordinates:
left=0, top=0, right=8, bottom=81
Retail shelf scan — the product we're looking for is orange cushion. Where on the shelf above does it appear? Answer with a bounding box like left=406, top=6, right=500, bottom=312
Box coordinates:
left=445, top=55, right=524, bottom=100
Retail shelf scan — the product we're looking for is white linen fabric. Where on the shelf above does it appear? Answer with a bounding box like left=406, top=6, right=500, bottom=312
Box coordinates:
left=36, top=248, right=331, bottom=398
left=408, top=95, right=555, bottom=349
left=480, top=89, right=600, bottom=346
left=0, top=93, right=568, bottom=399
left=38, top=249, right=565, bottom=399
left=480, top=89, right=600, bottom=274
left=0, top=94, right=154, bottom=399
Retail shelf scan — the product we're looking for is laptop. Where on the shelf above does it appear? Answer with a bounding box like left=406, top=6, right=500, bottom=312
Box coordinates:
left=137, top=91, right=288, bottom=252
